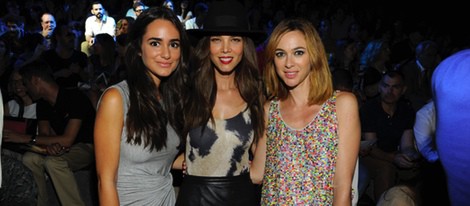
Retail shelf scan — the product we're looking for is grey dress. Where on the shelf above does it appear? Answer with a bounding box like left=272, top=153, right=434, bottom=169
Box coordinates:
left=110, top=81, right=180, bottom=206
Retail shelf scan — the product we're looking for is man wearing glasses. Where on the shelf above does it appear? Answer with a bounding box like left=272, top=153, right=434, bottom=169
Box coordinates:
left=125, top=0, right=148, bottom=19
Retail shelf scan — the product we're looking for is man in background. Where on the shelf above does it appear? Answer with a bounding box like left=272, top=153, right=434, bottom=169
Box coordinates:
left=81, top=1, right=115, bottom=56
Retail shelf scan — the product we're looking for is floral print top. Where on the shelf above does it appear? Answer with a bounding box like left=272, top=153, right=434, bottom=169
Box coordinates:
left=261, top=94, right=339, bottom=206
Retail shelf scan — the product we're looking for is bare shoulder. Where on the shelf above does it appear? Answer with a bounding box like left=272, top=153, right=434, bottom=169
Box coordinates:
left=96, top=87, right=123, bottom=110
left=335, top=91, right=359, bottom=111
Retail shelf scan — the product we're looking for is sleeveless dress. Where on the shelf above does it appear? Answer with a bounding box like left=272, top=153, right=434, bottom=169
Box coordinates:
left=111, top=81, right=180, bottom=206
left=262, top=93, right=354, bottom=205
left=176, top=108, right=256, bottom=205
left=185, top=108, right=253, bottom=177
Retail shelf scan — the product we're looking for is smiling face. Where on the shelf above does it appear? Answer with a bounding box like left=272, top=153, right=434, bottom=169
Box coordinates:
left=140, top=19, right=181, bottom=85
left=209, top=35, right=244, bottom=75
left=274, top=30, right=312, bottom=89
left=41, top=14, right=56, bottom=32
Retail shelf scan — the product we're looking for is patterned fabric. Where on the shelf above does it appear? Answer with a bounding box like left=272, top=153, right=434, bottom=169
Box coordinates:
left=186, top=108, right=253, bottom=177
left=262, top=94, right=338, bottom=205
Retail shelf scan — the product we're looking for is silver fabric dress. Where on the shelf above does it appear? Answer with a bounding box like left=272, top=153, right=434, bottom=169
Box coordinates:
left=111, top=81, right=180, bottom=206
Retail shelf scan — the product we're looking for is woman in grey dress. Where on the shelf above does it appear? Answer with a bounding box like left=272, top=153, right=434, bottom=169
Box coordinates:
left=94, top=7, right=190, bottom=205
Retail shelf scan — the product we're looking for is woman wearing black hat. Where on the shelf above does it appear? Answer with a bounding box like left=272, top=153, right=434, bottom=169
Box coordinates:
left=177, top=0, right=265, bottom=205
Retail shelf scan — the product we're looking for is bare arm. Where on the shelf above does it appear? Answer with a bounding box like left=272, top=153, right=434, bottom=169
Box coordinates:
left=94, top=88, right=124, bottom=206
left=334, top=92, right=360, bottom=206
left=400, top=129, right=416, bottom=152
left=250, top=103, right=269, bottom=184
left=172, top=153, right=184, bottom=170
left=366, top=129, right=416, bottom=168
left=363, top=132, right=395, bottom=163
left=3, top=117, right=82, bottom=147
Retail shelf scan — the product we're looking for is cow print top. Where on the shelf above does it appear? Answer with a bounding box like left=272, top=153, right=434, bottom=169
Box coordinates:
left=185, top=108, right=254, bottom=177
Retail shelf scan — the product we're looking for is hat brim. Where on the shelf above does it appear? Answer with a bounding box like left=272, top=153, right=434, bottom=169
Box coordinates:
left=187, top=28, right=266, bottom=46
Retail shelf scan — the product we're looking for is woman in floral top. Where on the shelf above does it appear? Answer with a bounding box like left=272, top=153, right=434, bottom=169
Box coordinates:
left=251, top=18, right=360, bottom=205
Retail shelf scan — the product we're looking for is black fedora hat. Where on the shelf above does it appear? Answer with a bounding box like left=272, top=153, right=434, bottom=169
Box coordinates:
left=187, top=0, right=266, bottom=43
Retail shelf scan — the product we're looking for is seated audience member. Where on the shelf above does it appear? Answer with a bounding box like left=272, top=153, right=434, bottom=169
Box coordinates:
left=114, top=34, right=128, bottom=82
left=432, top=49, right=470, bottom=205
left=2, top=61, right=95, bottom=206
left=162, top=0, right=176, bottom=12
left=42, top=23, right=88, bottom=89
left=1, top=14, right=26, bottom=56
left=39, top=13, right=56, bottom=49
left=4, top=70, right=37, bottom=135
left=414, top=101, right=437, bottom=163
left=359, top=71, right=420, bottom=202
left=397, top=40, right=440, bottom=111
left=14, top=32, right=47, bottom=70
left=81, top=2, right=116, bottom=56
left=116, top=17, right=135, bottom=36
left=125, top=0, right=148, bottom=19
left=132, top=2, right=147, bottom=19
left=358, top=39, right=391, bottom=102
left=1, top=88, right=37, bottom=204
left=178, top=0, right=193, bottom=26
left=89, top=33, right=117, bottom=88
left=1, top=66, right=38, bottom=206
left=414, top=100, right=450, bottom=205
left=184, top=2, right=208, bottom=30
left=87, top=33, right=118, bottom=108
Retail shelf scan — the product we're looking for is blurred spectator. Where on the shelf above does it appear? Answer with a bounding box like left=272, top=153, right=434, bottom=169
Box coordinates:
left=116, top=17, right=134, bottom=36
left=178, top=0, right=193, bottom=25
left=397, top=40, right=440, bottom=111
left=81, top=2, right=116, bottom=56
left=162, top=0, right=175, bottom=12
left=132, top=2, right=147, bottom=19
left=42, top=23, right=88, bottom=89
left=125, top=0, right=148, bottom=19
left=184, top=2, right=208, bottom=30
left=1, top=14, right=25, bottom=56
left=3, top=61, right=96, bottom=206
left=414, top=100, right=450, bottom=205
left=358, top=39, right=391, bottom=101
left=14, top=32, right=48, bottom=70
left=39, top=13, right=56, bottom=49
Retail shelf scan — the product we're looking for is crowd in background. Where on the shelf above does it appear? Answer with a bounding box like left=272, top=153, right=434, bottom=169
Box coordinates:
left=1, top=0, right=469, bottom=205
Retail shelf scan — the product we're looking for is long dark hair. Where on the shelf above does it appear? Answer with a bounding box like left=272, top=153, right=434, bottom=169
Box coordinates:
left=184, top=36, right=265, bottom=143
left=125, top=7, right=190, bottom=151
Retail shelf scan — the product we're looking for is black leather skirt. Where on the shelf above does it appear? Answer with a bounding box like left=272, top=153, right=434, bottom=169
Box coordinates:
left=176, top=174, right=257, bottom=206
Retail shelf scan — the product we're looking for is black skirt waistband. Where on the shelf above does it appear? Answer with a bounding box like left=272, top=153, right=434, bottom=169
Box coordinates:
left=183, top=173, right=251, bottom=184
